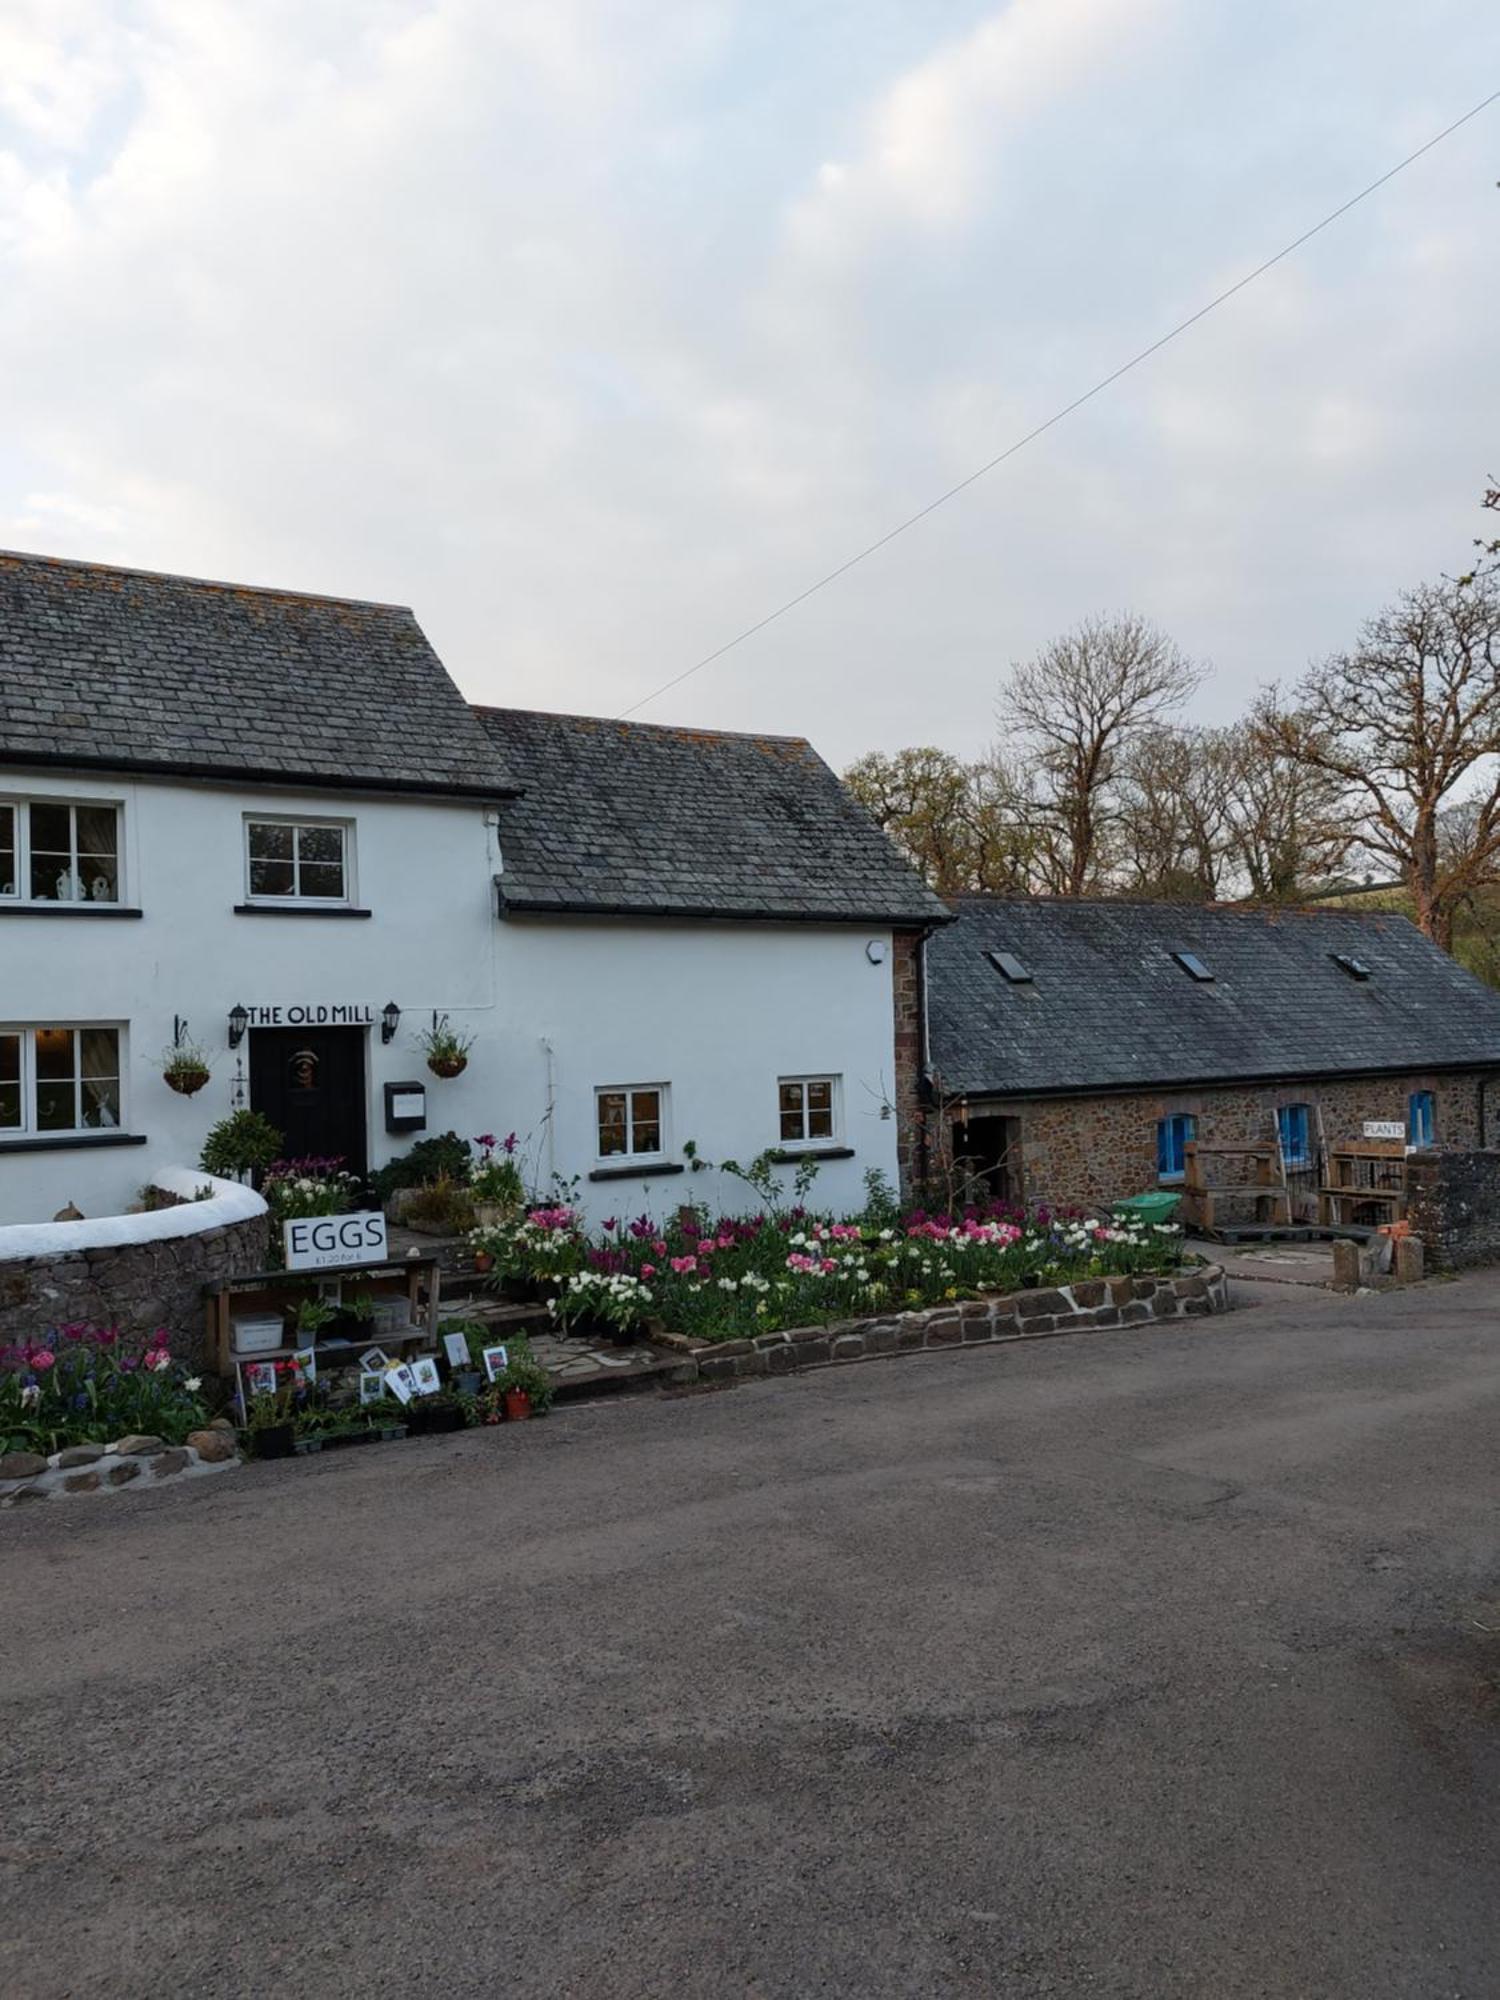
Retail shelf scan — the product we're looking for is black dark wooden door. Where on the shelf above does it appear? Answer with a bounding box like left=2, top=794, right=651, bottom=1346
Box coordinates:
left=248, top=1027, right=368, bottom=1182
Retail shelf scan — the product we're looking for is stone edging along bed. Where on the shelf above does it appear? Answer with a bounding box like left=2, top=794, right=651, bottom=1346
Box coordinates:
left=649, top=1265, right=1230, bottom=1383
left=0, top=1424, right=240, bottom=1509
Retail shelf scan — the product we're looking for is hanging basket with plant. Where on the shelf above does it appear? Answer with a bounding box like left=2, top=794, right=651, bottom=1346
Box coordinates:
left=161, top=1038, right=213, bottom=1097
left=418, top=1014, right=476, bottom=1080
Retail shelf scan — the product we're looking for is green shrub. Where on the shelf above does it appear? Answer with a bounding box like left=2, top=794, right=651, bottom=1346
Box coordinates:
left=199, top=1109, right=283, bottom=1180
left=370, top=1131, right=470, bottom=1203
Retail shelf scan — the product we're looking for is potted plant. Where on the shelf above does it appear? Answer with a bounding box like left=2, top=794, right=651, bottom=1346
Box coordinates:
left=402, top=1175, right=476, bottom=1236
left=161, top=1037, right=212, bottom=1097
left=199, top=1109, right=284, bottom=1182
left=244, top=1390, right=296, bottom=1459
left=419, top=1015, right=475, bottom=1080
left=328, top=1287, right=377, bottom=1341
left=408, top=1390, right=467, bottom=1436
left=293, top=1294, right=336, bottom=1344
left=469, top=1132, right=526, bottom=1228
left=490, top=1350, right=554, bottom=1423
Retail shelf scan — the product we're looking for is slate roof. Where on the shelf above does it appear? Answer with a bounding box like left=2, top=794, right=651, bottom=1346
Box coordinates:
left=927, top=898, right=1500, bottom=1097
left=476, top=707, right=952, bottom=925
left=0, top=551, right=513, bottom=798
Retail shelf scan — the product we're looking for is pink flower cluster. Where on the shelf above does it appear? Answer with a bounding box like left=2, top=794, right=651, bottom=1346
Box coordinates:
left=525, top=1205, right=578, bottom=1233
left=785, top=1252, right=838, bottom=1275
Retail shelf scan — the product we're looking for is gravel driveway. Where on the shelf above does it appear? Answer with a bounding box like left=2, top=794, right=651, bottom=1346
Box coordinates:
left=3, top=1272, right=1498, bottom=1998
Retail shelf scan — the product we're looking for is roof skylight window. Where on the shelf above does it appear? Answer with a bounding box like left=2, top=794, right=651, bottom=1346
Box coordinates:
left=1172, top=950, right=1214, bottom=982
left=1331, top=953, right=1372, bottom=980
left=987, top=949, right=1033, bottom=984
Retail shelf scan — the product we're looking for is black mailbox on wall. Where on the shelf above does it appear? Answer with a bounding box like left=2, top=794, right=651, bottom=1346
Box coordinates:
left=384, top=1080, right=428, bottom=1135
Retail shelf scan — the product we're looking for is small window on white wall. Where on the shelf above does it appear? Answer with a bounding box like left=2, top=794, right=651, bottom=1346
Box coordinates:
left=0, top=798, right=121, bottom=902
left=246, top=818, right=351, bottom=903
left=0, top=1026, right=122, bottom=1136
left=596, top=1085, right=666, bottom=1160
left=779, top=1075, right=840, bottom=1146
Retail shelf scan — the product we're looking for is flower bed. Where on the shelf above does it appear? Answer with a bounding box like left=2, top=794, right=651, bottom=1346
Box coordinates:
left=1, top=1322, right=210, bottom=1457
left=655, top=1265, right=1230, bottom=1382
left=472, top=1192, right=1190, bottom=1346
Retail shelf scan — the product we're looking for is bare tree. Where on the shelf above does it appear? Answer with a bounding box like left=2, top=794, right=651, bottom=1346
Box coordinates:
left=998, top=615, right=1205, bottom=896
left=1115, top=726, right=1233, bottom=900
left=1220, top=699, right=1355, bottom=901
left=844, top=747, right=1040, bottom=894
left=1456, top=479, right=1499, bottom=588
left=1271, top=577, right=1500, bottom=946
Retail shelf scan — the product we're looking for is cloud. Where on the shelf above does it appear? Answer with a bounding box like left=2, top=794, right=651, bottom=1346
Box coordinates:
left=786, top=0, right=1166, bottom=255
left=0, top=0, right=1495, bottom=768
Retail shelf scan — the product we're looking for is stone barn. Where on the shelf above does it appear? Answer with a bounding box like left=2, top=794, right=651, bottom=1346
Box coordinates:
left=910, top=898, right=1500, bottom=1222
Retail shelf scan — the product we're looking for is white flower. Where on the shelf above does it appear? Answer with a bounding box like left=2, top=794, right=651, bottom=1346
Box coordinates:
left=184, top=1376, right=202, bottom=1392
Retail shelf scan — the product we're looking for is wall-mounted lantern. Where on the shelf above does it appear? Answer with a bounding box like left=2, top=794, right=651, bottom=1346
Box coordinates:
left=381, top=1000, right=401, bottom=1045
left=227, top=1001, right=249, bottom=1049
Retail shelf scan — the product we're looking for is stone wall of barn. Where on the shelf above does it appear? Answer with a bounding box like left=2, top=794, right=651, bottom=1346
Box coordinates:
left=917, top=1070, right=1494, bottom=1213
left=891, top=928, right=928, bottom=1198
left=1406, top=1149, right=1500, bottom=1269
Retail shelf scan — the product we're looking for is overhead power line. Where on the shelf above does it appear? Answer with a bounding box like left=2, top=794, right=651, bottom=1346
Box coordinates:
left=616, top=87, right=1500, bottom=721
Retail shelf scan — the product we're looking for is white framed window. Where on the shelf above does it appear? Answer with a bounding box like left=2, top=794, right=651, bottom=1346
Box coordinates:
left=245, top=817, right=352, bottom=904
left=778, top=1074, right=840, bottom=1147
left=0, top=798, right=121, bottom=903
left=595, top=1084, right=667, bottom=1162
left=0, top=1026, right=123, bottom=1136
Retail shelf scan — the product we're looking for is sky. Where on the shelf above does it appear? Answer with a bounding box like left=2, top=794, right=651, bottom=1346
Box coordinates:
left=1, top=0, right=1497, bottom=770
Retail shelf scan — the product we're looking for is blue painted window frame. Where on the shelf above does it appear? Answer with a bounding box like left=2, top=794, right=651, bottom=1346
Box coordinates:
left=1156, top=1112, right=1195, bottom=1183
left=1278, top=1103, right=1312, bottom=1171
left=1407, top=1090, right=1435, bottom=1148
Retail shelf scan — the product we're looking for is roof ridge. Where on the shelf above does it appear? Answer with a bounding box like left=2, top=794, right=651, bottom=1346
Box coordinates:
left=948, top=893, right=1415, bottom=924
left=0, top=547, right=411, bottom=615
left=473, top=702, right=813, bottom=749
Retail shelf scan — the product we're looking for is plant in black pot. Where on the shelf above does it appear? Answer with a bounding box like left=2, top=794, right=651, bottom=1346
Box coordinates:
left=244, top=1387, right=296, bottom=1460
left=408, top=1390, right=468, bottom=1436
left=328, top=1286, right=378, bottom=1343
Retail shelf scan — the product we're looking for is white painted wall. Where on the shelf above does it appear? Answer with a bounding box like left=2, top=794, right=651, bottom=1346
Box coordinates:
left=1, top=766, right=497, bottom=1222
left=1, top=766, right=903, bottom=1230
left=470, top=918, right=902, bottom=1226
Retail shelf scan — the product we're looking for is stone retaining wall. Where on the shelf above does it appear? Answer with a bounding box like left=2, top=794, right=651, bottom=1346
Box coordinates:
left=651, top=1265, right=1229, bottom=1382
left=0, top=1171, right=268, bottom=1367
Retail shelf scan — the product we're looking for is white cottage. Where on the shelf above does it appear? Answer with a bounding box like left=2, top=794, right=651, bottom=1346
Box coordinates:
left=0, top=551, right=947, bottom=1226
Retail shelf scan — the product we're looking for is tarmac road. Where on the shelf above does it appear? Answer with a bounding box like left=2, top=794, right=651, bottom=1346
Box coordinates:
left=3, top=1272, right=1498, bottom=1998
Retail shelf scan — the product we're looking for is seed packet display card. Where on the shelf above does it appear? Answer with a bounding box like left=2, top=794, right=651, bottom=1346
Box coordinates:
left=482, top=1344, right=509, bottom=1383
left=383, top=1362, right=417, bottom=1404
left=244, top=1361, right=279, bottom=1398
left=442, top=1330, right=470, bottom=1370
left=359, top=1371, right=386, bottom=1405
left=409, top=1356, right=441, bottom=1396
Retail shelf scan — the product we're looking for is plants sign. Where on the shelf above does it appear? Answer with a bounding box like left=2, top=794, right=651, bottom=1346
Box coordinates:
left=283, top=1211, right=388, bottom=1271
left=1362, top=1121, right=1406, bottom=1141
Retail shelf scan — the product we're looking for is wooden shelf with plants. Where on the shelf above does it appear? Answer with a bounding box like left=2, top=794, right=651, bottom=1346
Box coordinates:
left=205, top=1255, right=442, bottom=1387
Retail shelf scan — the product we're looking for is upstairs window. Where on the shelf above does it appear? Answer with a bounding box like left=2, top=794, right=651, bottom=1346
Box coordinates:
left=1156, top=1113, right=1196, bottom=1183
left=246, top=818, right=350, bottom=903
left=1278, top=1102, right=1313, bottom=1171
left=779, top=1075, right=839, bottom=1146
left=596, top=1085, right=665, bottom=1161
left=0, top=1026, right=122, bottom=1135
left=0, top=799, right=120, bottom=903
left=1408, top=1090, right=1435, bottom=1148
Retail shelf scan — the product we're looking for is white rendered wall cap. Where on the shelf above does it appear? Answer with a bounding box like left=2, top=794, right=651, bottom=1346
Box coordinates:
left=0, top=1168, right=267, bottom=1261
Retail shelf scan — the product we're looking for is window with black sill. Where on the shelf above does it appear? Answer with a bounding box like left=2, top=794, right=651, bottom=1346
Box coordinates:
left=0, top=1026, right=122, bottom=1137
left=245, top=817, right=351, bottom=904
left=0, top=798, right=121, bottom=904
